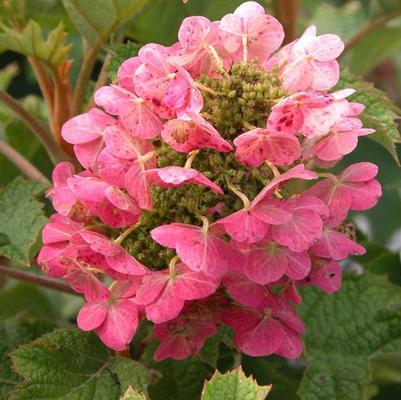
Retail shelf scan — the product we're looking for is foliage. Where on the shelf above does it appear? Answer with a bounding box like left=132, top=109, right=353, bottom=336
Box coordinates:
left=0, top=177, right=47, bottom=265
left=10, top=328, right=150, bottom=400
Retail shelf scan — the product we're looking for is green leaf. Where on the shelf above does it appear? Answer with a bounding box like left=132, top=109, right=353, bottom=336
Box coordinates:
left=349, top=27, right=401, bottom=75
left=127, top=0, right=245, bottom=45
left=61, top=0, right=150, bottom=45
left=0, top=316, right=54, bottom=400
left=201, top=367, right=271, bottom=400
left=0, top=177, right=48, bottom=265
left=0, top=283, right=56, bottom=321
left=107, top=41, right=140, bottom=82
left=336, top=69, right=401, bottom=165
left=0, top=21, right=72, bottom=67
left=10, top=328, right=150, bottom=400
left=140, top=341, right=210, bottom=400
left=298, top=273, right=401, bottom=400
left=242, top=356, right=303, bottom=400
left=120, top=387, right=147, bottom=400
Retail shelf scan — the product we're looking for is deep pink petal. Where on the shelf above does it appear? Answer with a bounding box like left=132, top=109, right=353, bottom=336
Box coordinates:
left=77, top=301, right=108, bottom=331
left=96, top=299, right=138, bottom=351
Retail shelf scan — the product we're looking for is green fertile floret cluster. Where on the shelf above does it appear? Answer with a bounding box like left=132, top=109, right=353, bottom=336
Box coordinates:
left=121, top=62, right=287, bottom=269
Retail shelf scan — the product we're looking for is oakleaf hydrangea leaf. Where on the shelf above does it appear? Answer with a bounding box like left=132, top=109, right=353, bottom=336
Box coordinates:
left=0, top=21, right=72, bottom=67
left=120, top=387, right=147, bottom=400
left=336, top=68, right=401, bottom=165
left=61, top=0, right=150, bottom=45
left=298, top=273, right=401, bottom=400
left=0, top=317, right=54, bottom=400
left=201, top=367, right=271, bottom=400
left=10, top=328, right=150, bottom=400
left=0, top=177, right=48, bottom=265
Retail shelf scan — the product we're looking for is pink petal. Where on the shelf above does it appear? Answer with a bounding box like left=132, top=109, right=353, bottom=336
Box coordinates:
left=161, top=116, right=232, bottom=153
left=125, top=160, right=153, bottom=210
left=253, top=164, right=318, bottom=206
left=135, top=272, right=168, bottom=305
left=52, top=162, right=75, bottom=187
left=348, top=179, right=382, bottom=210
left=310, top=60, right=340, bottom=91
left=145, top=288, right=185, bottom=323
left=62, top=108, right=114, bottom=144
left=97, top=298, right=138, bottom=351
left=107, top=251, right=148, bottom=276
left=284, top=250, right=311, bottom=280
left=309, top=34, right=344, bottom=62
left=271, top=207, right=324, bottom=252
left=340, top=162, right=378, bottom=182
left=242, top=241, right=288, bottom=284
left=73, top=139, right=105, bottom=169
left=77, top=301, right=108, bottom=331
left=67, top=175, right=108, bottom=203
left=307, top=259, right=342, bottom=293
left=274, top=327, right=303, bottom=359
left=171, top=264, right=220, bottom=300
left=215, top=209, right=269, bottom=243
left=223, top=270, right=268, bottom=307
left=234, top=129, right=301, bottom=167
left=118, top=57, right=141, bottom=91
left=311, top=229, right=366, bottom=259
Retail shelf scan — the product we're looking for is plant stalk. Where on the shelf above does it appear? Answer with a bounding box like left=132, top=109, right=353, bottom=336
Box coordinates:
left=0, top=140, right=50, bottom=185
left=0, top=264, right=76, bottom=295
left=0, top=90, right=67, bottom=164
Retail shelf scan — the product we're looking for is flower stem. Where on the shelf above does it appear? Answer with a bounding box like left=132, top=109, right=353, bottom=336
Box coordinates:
left=88, top=52, right=112, bottom=109
left=225, top=178, right=251, bottom=210
left=0, top=90, right=67, bottom=164
left=184, top=150, right=199, bottom=168
left=195, top=82, right=220, bottom=97
left=0, top=140, right=50, bottom=185
left=344, top=9, right=401, bottom=53
left=272, top=0, right=300, bottom=44
left=71, top=40, right=102, bottom=116
left=0, top=264, right=76, bottom=295
left=115, top=217, right=147, bottom=245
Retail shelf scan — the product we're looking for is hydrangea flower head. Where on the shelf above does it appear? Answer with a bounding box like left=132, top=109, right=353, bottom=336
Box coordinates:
left=38, top=2, right=381, bottom=360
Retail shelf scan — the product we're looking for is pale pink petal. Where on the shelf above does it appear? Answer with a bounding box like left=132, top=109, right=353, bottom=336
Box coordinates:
left=161, top=114, right=232, bottom=153
left=67, top=175, right=107, bottom=203
left=125, top=160, right=152, bottom=210
left=61, top=108, right=114, bottom=144
left=310, top=60, right=340, bottom=91
left=234, top=129, right=301, bottom=167
left=118, top=57, right=141, bottom=91
left=308, top=34, right=344, bottom=62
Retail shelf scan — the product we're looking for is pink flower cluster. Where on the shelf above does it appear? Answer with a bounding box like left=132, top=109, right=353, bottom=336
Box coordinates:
left=38, top=2, right=381, bottom=361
